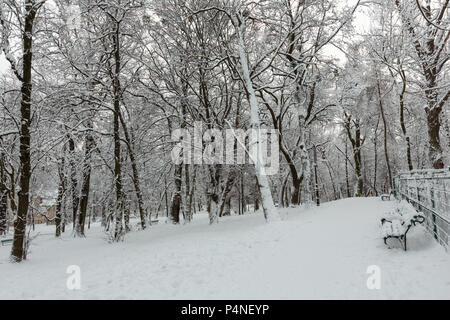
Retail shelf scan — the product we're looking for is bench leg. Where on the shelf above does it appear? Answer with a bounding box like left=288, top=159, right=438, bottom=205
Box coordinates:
left=384, top=235, right=408, bottom=251
left=396, top=238, right=402, bottom=250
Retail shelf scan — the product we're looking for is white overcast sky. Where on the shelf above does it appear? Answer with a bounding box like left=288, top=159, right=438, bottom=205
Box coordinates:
left=0, top=0, right=369, bottom=75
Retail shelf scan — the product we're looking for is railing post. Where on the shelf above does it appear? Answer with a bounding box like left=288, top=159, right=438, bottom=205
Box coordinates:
left=392, top=177, right=396, bottom=199
left=430, top=181, right=438, bottom=241
left=416, top=177, right=421, bottom=211
left=443, top=177, right=449, bottom=247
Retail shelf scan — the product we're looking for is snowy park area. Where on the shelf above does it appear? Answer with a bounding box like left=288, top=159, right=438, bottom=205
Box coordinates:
left=1, top=0, right=450, bottom=304
left=1, top=197, right=449, bottom=300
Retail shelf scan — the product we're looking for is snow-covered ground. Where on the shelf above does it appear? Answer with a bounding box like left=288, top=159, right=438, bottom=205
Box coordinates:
left=1, top=197, right=450, bottom=300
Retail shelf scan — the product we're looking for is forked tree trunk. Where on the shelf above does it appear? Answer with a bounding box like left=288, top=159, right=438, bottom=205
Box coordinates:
left=118, top=114, right=146, bottom=230
left=344, top=115, right=364, bottom=197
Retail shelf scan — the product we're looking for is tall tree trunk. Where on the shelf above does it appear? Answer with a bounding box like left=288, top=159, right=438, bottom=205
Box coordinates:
left=290, top=177, right=302, bottom=205
left=112, top=22, right=124, bottom=241
left=282, top=9, right=315, bottom=206
left=0, top=187, right=6, bottom=236
left=273, top=114, right=302, bottom=205
left=373, top=115, right=380, bottom=197
left=101, top=204, right=106, bottom=228
left=75, top=128, right=94, bottom=237
left=164, top=177, right=169, bottom=218
left=273, top=112, right=302, bottom=205
left=169, top=79, right=189, bottom=224
left=68, top=135, right=79, bottom=230
left=345, top=140, right=351, bottom=198
left=62, top=177, right=67, bottom=234
left=377, top=79, right=392, bottom=190
left=446, top=116, right=450, bottom=160
left=424, top=80, right=444, bottom=170
left=186, top=165, right=197, bottom=223
left=170, top=164, right=182, bottom=224
left=0, top=147, right=7, bottom=236
left=345, top=115, right=364, bottom=197
left=281, top=173, right=290, bottom=207
left=218, top=172, right=235, bottom=217
left=313, top=145, right=320, bottom=206
left=398, top=70, right=413, bottom=171
left=426, top=105, right=444, bottom=169
left=124, top=196, right=130, bottom=232
left=11, top=2, right=39, bottom=262
left=55, top=148, right=66, bottom=238
left=325, top=161, right=338, bottom=201
left=234, top=11, right=279, bottom=222
left=207, top=165, right=220, bottom=224
left=184, top=163, right=192, bottom=222
left=118, top=115, right=146, bottom=230
left=393, top=0, right=449, bottom=169
left=354, top=123, right=363, bottom=197
left=298, top=117, right=312, bottom=204
left=241, top=173, right=245, bottom=213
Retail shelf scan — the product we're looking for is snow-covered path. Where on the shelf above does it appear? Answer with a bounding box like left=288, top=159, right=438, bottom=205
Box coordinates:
left=1, top=198, right=450, bottom=299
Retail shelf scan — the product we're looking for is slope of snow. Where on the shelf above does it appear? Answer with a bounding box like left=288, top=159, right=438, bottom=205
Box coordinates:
left=1, top=198, right=450, bottom=299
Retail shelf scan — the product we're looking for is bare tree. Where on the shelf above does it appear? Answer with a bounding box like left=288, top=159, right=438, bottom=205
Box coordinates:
left=1, top=0, right=47, bottom=262
left=394, top=0, right=450, bottom=168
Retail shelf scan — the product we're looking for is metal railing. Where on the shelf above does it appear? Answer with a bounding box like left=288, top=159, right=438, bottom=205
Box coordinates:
left=393, top=168, right=450, bottom=251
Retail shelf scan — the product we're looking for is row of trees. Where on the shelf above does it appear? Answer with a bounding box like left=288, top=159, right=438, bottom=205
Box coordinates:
left=0, top=0, right=449, bottom=262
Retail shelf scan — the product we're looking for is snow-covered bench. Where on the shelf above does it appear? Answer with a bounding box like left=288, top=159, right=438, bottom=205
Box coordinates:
left=1, top=238, right=13, bottom=246
left=381, top=194, right=392, bottom=201
left=381, top=213, right=425, bottom=251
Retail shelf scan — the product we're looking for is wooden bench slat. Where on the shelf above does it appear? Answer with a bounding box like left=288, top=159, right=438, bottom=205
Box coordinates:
left=1, top=239, right=13, bottom=246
